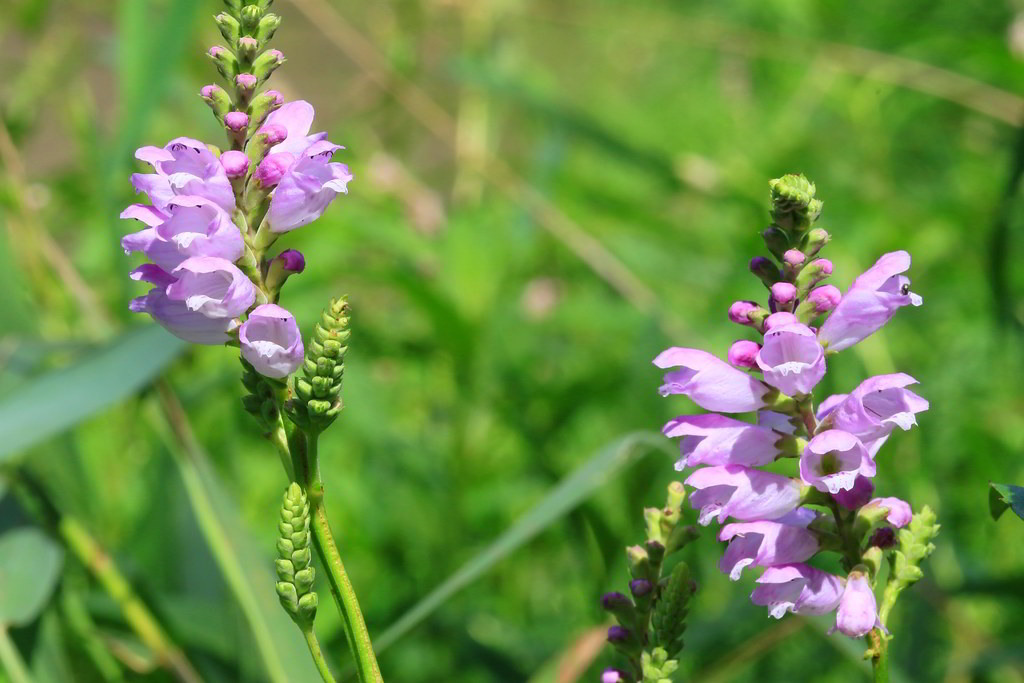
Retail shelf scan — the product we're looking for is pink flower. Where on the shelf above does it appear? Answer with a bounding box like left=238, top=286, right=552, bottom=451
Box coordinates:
left=239, top=304, right=304, bottom=378
left=756, top=323, right=825, bottom=397
left=654, top=347, right=770, bottom=413
left=818, top=251, right=922, bottom=352
left=121, top=196, right=243, bottom=272
left=685, top=465, right=803, bottom=526
left=718, top=509, right=819, bottom=580
left=267, top=141, right=352, bottom=232
left=166, top=256, right=255, bottom=319
left=727, top=340, right=761, bottom=369
left=865, top=497, right=913, bottom=528
left=834, top=571, right=881, bottom=637
left=128, top=265, right=238, bottom=344
left=131, top=137, right=235, bottom=213
left=751, top=563, right=844, bottom=618
left=828, top=373, right=929, bottom=441
left=265, top=100, right=327, bottom=158
left=664, top=414, right=781, bottom=469
left=800, top=430, right=875, bottom=494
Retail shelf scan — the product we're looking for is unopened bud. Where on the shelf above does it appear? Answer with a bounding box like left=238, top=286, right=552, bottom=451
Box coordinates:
left=771, top=281, right=797, bottom=306
left=869, top=526, right=897, bottom=549
left=252, top=48, right=285, bottom=82
left=628, top=578, right=652, bottom=597
left=257, top=13, right=282, bottom=43
left=247, top=92, right=283, bottom=132
left=728, top=300, right=759, bottom=325
left=749, top=256, right=780, bottom=287
left=215, top=12, right=241, bottom=43
left=761, top=226, right=790, bottom=260
left=804, top=228, right=830, bottom=257
left=764, top=311, right=797, bottom=331
left=601, top=669, right=631, bottom=683
left=266, top=249, right=306, bottom=292
left=727, top=339, right=760, bottom=369
left=235, top=73, right=258, bottom=97
left=237, top=36, right=260, bottom=62
left=240, top=3, right=263, bottom=28
left=224, top=111, right=249, bottom=131
left=783, top=249, right=806, bottom=266
left=220, top=150, right=250, bottom=178
left=795, top=258, right=832, bottom=295
left=208, top=45, right=239, bottom=80
left=200, top=83, right=232, bottom=119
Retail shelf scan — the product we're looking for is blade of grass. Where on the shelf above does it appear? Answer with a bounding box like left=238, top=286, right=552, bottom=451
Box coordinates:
left=373, top=431, right=672, bottom=654
left=0, top=325, right=186, bottom=464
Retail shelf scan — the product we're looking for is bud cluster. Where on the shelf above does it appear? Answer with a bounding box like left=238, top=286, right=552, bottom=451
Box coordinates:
left=285, top=297, right=350, bottom=432
left=276, top=483, right=318, bottom=627
left=599, top=483, right=698, bottom=683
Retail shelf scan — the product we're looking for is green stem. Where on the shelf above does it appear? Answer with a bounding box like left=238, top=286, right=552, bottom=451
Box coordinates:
left=302, top=627, right=339, bottom=683
left=301, top=435, right=383, bottom=683
left=868, top=629, right=889, bottom=683
left=0, top=624, right=32, bottom=683
left=59, top=580, right=125, bottom=683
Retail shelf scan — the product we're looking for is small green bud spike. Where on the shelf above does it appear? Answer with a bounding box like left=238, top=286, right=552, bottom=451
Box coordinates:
left=651, top=561, right=696, bottom=658
left=769, top=174, right=822, bottom=231
left=275, top=483, right=318, bottom=627
left=641, top=649, right=679, bottom=683
left=879, top=505, right=939, bottom=626
left=285, top=297, right=351, bottom=433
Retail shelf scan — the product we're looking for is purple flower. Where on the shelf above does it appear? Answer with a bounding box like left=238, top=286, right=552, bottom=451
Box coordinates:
left=131, top=137, right=235, bottom=213
left=601, top=669, right=628, bottom=683
left=267, top=140, right=353, bottom=232
left=834, top=571, right=881, bottom=637
left=654, top=347, right=770, bottom=413
left=727, top=340, right=761, bottom=369
left=684, top=465, right=803, bottom=526
left=121, top=196, right=243, bottom=272
left=751, top=563, right=844, bottom=618
left=166, top=256, right=256, bottom=318
left=129, top=266, right=238, bottom=344
left=718, top=509, right=819, bottom=580
left=663, top=414, right=781, bottom=469
left=828, top=373, right=928, bottom=441
left=756, top=323, right=825, bottom=397
left=757, top=410, right=796, bottom=434
left=818, top=251, right=922, bottom=352
left=800, top=430, right=875, bottom=494
left=239, top=304, right=304, bottom=378
left=865, top=497, right=913, bottom=528
left=265, top=100, right=327, bottom=158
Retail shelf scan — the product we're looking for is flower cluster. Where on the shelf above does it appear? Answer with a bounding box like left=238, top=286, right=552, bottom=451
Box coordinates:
left=655, top=175, right=935, bottom=641
left=121, top=0, right=351, bottom=379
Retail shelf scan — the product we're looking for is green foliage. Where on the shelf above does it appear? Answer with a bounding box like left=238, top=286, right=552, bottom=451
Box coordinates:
left=989, top=482, right=1024, bottom=521
left=0, top=528, right=64, bottom=626
left=276, top=483, right=318, bottom=626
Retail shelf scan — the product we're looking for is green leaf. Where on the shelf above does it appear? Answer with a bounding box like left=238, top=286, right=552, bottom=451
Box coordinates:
left=374, top=431, right=672, bottom=653
left=0, top=528, right=64, bottom=626
left=989, top=482, right=1024, bottom=521
left=0, top=326, right=186, bottom=463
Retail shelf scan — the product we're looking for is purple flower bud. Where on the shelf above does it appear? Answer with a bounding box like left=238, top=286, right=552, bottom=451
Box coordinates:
left=833, top=476, right=874, bottom=510
left=628, top=579, right=652, bottom=597
left=266, top=48, right=284, bottom=61
left=800, top=430, right=875, bottom=495
left=865, top=497, right=913, bottom=528
left=727, top=339, right=760, bottom=369
left=601, top=669, right=628, bottom=683
left=750, top=256, right=779, bottom=284
left=275, top=249, right=305, bottom=273
left=220, top=150, right=250, bottom=178
left=728, top=300, right=758, bottom=325
left=835, top=571, right=881, bottom=637
left=260, top=123, right=289, bottom=146
left=208, top=45, right=228, bottom=58
left=239, top=304, right=305, bottom=378
left=783, top=249, right=806, bottom=266
left=808, top=284, right=841, bottom=313
left=756, top=322, right=825, bottom=396
left=224, top=111, right=249, bottom=131
left=238, top=36, right=259, bottom=51
left=606, top=625, right=631, bottom=644
left=235, top=73, right=258, bottom=89
left=653, top=347, right=770, bottom=413
left=600, top=592, right=631, bottom=611
left=264, top=90, right=284, bottom=106
left=811, top=258, right=833, bottom=275
left=200, top=84, right=219, bottom=99
left=868, top=527, right=896, bottom=549
left=256, top=152, right=295, bottom=188
left=771, top=282, right=797, bottom=305
left=763, top=311, right=797, bottom=330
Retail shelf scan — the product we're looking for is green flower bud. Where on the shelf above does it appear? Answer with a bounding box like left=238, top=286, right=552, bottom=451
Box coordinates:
left=769, top=173, right=823, bottom=230
left=215, top=12, right=241, bottom=44
left=208, top=45, right=239, bottom=82
left=803, top=228, right=830, bottom=258
left=626, top=545, right=651, bottom=581
left=252, top=48, right=285, bottom=84
left=275, top=483, right=317, bottom=627
left=761, top=226, right=791, bottom=260
left=651, top=561, right=696, bottom=658
left=223, top=0, right=243, bottom=12
left=285, top=297, right=350, bottom=432
left=247, top=89, right=283, bottom=133
left=240, top=3, right=263, bottom=29
left=256, top=13, right=281, bottom=43
left=641, top=648, right=679, bottom=683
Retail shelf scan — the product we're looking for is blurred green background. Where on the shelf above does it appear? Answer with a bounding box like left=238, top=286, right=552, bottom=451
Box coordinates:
left=2, top=0, right=1024, bottom=681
